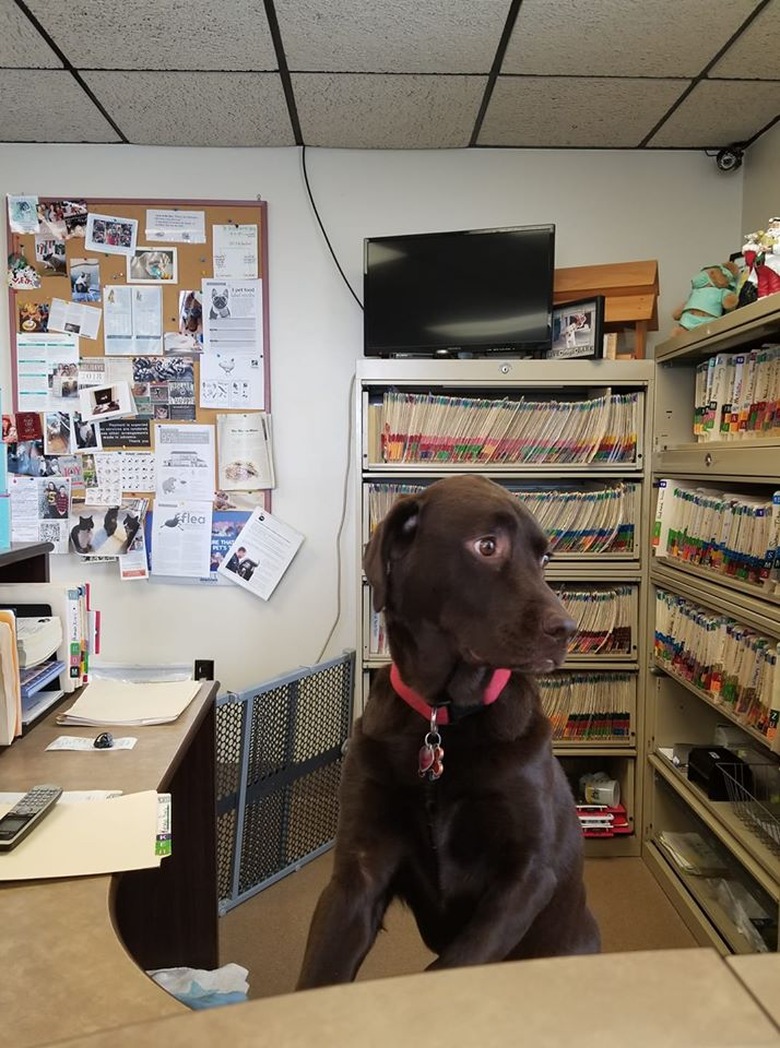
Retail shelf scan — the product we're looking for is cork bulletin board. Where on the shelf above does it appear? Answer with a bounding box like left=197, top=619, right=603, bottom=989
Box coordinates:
left=3, top=196, right=274, bottom=579
left=6, top=197, right=270, bottom=424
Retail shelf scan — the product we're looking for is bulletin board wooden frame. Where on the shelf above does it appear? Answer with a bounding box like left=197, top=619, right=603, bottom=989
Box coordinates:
left=6, top=197, right=270, bottom=427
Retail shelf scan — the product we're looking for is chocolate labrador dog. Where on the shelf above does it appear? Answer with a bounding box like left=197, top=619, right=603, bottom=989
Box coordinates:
left=297, top=475, right=599, bottom=989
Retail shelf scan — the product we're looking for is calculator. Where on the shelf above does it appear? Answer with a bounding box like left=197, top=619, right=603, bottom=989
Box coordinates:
left=0, top=785, right=63, bottom=851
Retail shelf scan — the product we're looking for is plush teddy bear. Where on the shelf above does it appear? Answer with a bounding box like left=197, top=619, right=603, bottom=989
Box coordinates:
left=671, top=262, right=740, bottom=334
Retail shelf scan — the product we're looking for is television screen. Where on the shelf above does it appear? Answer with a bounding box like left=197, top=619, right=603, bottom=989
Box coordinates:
left=363, top=224, right=555, bottom=357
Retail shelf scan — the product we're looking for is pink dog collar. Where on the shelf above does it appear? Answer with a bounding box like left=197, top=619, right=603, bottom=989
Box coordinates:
left=390, top=663, right=511, bottom=726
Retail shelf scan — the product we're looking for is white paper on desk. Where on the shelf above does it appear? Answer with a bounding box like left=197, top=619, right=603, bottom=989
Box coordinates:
left=0, top=790, right=122, bottom=804
left=0, top=791, right=161, bottom=881
left=56, top=678, right=201, bottom=726
left=46, top=735, right=138, bottom=751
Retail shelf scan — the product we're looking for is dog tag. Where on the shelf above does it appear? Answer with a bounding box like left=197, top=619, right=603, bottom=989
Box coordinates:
left=418, top=708, right=445, bottom=781
left=430, top=744, right=444, bottom=780
left=418, top=743, right=435, bottom=776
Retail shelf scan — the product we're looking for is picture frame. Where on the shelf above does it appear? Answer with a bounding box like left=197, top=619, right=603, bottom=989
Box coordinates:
left=546, top=295, right=605, bottom=360
left=85, top=212, right=138, bottom=256
left=126, top=246, right=178, bottom=284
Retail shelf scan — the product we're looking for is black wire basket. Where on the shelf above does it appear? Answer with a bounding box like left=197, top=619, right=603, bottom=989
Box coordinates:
left=720, top=762, right=780, bottom=856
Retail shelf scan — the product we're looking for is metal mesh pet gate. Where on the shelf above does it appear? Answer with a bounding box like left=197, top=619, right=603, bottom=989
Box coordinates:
left=216, top=651, right=355, bottom=914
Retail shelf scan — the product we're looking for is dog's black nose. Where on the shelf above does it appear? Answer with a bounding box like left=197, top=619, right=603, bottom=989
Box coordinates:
left=542, top=613, right=577, bottom=643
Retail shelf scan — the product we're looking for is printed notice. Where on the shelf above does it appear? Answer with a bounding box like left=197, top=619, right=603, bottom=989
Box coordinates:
left=151, top=501, right=213, bottom=578
left=155, top=423, right=216, bottom=502
left=103, top=285, right=163, bottom=355
left=145, top=208, right=206, bottom=244
left=49, top=297, right=102, bottom=341
left=217, top=507, right=303, bottom=601
left=202, top=278, right=263, bottom=357
left=16, top=332, right=79, bottom=413
left=217, top=412, right=274, bottom=489
left=212, top=224, right=258, bottom=279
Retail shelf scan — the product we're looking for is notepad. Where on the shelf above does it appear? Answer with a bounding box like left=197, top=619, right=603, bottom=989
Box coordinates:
left=56, top=678, right=201, bottom=727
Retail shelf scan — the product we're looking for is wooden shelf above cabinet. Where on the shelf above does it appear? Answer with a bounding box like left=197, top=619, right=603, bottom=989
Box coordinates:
left=554, top=259, right=659, bottom=360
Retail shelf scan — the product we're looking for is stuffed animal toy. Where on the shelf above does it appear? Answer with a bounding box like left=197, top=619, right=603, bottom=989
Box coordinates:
left=741, top=217, right=780, bottom=300
left=672, top=262, right=740, bottom=334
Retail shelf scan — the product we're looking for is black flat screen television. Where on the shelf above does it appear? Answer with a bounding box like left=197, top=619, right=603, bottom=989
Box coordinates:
left=363, top=224, right=555, bottom=357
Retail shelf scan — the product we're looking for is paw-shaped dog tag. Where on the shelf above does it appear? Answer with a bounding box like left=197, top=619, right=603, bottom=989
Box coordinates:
left=418, top=744, right=435, bottom=777
left=429, top=744, right=444, bottom=781
left=419, top=732, right=444, bottom=780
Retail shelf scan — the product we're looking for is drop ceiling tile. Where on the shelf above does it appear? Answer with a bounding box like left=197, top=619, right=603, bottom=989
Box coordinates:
left=502, top=0, right=762, bottom=77
left=23, top=0, right=277, bottom=70
left=0, top=69, right=120, bottom=142
left=275, top=0, right=508, bottom=73
left=82, top=71, right=294, bottom=146
left=648, top=79, right=780, bottom=147
left=0, top=2, right=62, bottom=67
left=292, top=73, right=486, bottom=148
left=711, top=1, right=780, bottom=78
left=478, top=76, right=685, bottom=148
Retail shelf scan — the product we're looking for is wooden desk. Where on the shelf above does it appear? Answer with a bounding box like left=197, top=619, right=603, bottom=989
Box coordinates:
left=43, top=949, right=780, bottom=1047
left=728, top=954, right=780, bottom=1027
left=0, top=680, right=218, bottom=1048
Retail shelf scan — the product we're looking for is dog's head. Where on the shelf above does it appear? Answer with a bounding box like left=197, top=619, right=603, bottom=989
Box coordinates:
left=211, top=288, right=229, bottom=311
left=364, top=476, right=575, bottom=687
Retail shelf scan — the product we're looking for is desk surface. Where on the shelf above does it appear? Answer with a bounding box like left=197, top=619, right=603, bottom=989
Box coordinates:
left=728, top=954, right=780, bottom=1026
left=0, top=681, right=217, bottom=1048
left=43, top=949, right=780, bottom=1048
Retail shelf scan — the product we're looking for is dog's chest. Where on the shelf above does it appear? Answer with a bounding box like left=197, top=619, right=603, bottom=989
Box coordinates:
left=411, top=777, right=497, bottom=895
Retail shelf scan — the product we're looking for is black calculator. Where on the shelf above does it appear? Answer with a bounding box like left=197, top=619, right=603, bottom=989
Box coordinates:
left=0, top=785, right=63, bottom=851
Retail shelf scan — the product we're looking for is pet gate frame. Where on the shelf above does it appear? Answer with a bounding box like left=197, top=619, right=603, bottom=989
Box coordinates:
left=216, top=651, right=355, bottom=915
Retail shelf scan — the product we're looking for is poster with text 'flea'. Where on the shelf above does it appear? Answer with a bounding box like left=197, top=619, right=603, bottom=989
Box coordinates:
left=217, top=507, right=303, bottom=601
left=151, top=501, right=213, bottom=578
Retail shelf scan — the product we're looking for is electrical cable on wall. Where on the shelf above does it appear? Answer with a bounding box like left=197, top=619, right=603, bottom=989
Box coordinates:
left=315, top=372, right=355, bottom=666
left=300, top=145, right=363, bottom=309
left=299, top=146, right=360, bottom=664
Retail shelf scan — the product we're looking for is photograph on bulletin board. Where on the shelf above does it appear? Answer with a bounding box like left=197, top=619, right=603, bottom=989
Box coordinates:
left=4, top=196, right=275, bottom=586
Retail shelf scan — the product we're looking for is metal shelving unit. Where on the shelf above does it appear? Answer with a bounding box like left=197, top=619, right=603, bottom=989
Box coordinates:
left=355, top=357, right=655, bottom=857
left=644, top=301, right=780, bottom=953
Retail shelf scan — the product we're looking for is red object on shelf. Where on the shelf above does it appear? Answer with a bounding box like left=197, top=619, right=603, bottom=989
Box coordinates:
left=576, top=802, right=631, bottom=837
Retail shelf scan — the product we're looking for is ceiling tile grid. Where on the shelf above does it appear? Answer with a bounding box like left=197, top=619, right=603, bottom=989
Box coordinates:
left=274, top=0, right=508, bottom=73
left=0, top=68, right=120, bottom=142
left=502, top=0, right=764, bottom=78
left=291, top=73, right=487, bottom=149
left=479, top=76, right=688, bottom=148
left=21, top=0, right=279, bottom=71
left=82, top=71, right=296, bottom=147
left=0, top=0, right=777, bottom=150
left=0, top=0, right=61, bottom=68
left=648, top=79, right=780, bottom=148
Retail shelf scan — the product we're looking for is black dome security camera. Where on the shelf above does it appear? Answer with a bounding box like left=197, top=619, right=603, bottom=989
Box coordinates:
left=715, top=145, right=744, bottom=172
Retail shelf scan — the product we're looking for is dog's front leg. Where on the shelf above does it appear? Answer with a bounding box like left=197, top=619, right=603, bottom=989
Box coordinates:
left=296, top=851, right=396, bottom=990
left=428, top=863, right=557, bottom=970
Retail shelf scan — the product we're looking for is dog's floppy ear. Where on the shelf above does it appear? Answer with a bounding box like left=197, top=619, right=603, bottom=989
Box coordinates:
left=363, top=495, right=421, bottom=612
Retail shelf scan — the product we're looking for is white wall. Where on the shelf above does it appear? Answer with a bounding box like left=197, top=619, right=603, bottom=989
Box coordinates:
left=0, top=144, right=745, bottom=692
left=742, top=121, right=780, bottom=235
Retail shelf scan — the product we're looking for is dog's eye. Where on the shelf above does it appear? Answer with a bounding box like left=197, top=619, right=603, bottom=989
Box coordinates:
left=476, top=537, right=497, bottom=557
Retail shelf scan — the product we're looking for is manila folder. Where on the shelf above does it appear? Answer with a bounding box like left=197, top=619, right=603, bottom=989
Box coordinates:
left=58, top=678, right=201, bottom=726
left=0, top=791, right=162, bottom=881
